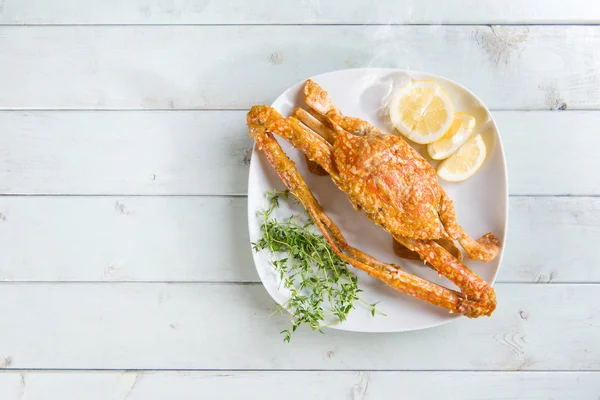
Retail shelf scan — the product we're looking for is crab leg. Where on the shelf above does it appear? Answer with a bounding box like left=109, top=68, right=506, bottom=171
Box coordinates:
left=439, top=190, right=500, bottom=262
left=292, top=109, right=333, bottom=177
left=249, top=106, right=337, bottom=176
left=252, top=106, right=362, bottom=218
left=292, top=108, right=335, bottom=143
left=395, top=236, right=496, bottom=313
left=248, top=105, right=492, bottom=318
left=304, top=79, right=379, bottom=136
left=393, top=238, right=463, bottom=263
left=291, top=116, right=329, bottom=176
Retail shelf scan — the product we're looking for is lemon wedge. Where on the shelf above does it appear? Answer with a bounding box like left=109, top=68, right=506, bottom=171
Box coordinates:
left=427, top=112, right=476, bottom=160
left=389, top=80, right=455, bottom=144
left=437, top=134, right=487, bottom=182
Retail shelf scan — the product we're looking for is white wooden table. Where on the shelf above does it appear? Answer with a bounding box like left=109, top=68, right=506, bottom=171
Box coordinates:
left=1, top=1, right=599, bottom=398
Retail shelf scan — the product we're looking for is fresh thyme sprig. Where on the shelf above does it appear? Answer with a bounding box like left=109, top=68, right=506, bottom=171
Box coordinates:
left=252, top=190, right=383, bottom=342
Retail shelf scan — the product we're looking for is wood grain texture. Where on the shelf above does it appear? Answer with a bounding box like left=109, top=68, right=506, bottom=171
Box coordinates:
left=0, top=371, right=598, bottom=399
left=0, top=111, right=253, bottom=195
left=0, top=283, right=597, bottom=370
left=1, top=0, right=599, bottom=25
left=0, top=196, right=252, bottom=282
left=0, top=196, right=598, bottom=283
left=1, top=26, right=599, bottom=110
left=1, top=110, right=599, bottom=195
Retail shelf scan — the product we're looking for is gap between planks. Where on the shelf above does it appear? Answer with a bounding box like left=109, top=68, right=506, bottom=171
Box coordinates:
left=0, top=108, right=593, bottom=112
left=0, top=194, right=599, bottom=198
left=0, top=282, right=597, bottom=285
left=2, top=23, right=600, bottom=27
left=2, top=369, right=599, bottom=373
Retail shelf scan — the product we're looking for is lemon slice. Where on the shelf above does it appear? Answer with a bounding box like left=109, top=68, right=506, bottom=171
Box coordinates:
left=427, top=112, right=476, bottom=160
left=437, top=134, right=487, bottom=182
left=389, top=80, right=455, bottom=144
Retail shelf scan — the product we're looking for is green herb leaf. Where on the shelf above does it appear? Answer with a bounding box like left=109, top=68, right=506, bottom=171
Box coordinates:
left=254, top=190, right=383, bottom=342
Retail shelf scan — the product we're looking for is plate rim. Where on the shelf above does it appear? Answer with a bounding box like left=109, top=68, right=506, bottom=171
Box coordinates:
left=246, top=67, right=509, bottom=333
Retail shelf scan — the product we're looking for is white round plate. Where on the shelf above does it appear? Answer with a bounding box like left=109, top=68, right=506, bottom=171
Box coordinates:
left=247, top=68, right=508, bottom=333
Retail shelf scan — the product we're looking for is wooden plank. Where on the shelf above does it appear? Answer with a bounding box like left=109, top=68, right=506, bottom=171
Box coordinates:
left=0, top=371, right=598, bottom=400
left=1, top=0, right=599, bottom=25
left=0, top=197, right=255, bottom=282
left=1, top=110, right=599, bottom=196
left=501, top=197, right=600, bottom=283
left=500, top=111, right=600, bottom=196
left=0, top=111, right=253, bottom=195
left=0, top=26, right=599, bottom=110
left=0, top=283, right=597, bottom=370
left=0, top=196, right=598, bottom=283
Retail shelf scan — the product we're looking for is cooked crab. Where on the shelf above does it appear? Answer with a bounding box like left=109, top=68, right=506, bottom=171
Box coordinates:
left=247, top=80, right=500, bottom=318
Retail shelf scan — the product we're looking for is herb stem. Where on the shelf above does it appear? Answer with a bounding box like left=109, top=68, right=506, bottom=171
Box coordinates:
left=252, top=190, right=383, bottom=342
